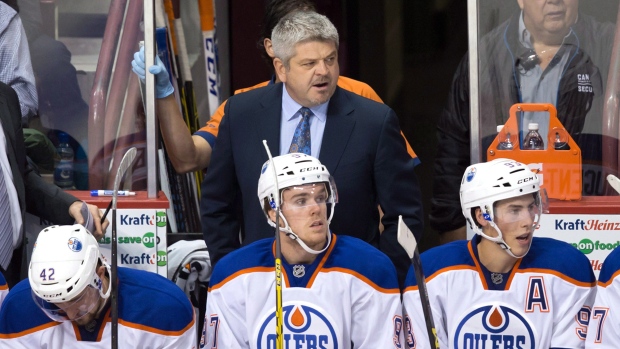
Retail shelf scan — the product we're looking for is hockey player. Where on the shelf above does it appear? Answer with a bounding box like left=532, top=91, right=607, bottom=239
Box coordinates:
left=586, top=245, right=620, bottom=347
left=403, top=158, right=596, bottom=348
left=0, top=224, right=196, bottom=348
left=200, top=153, right=403, bottom=348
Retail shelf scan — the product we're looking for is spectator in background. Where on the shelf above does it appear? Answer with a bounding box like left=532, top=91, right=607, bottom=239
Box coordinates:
left=431, top=0, right=614, bottom=243
left=15, top=0, right=91, bottom=189
left=0, top=1, right=37, bottom=124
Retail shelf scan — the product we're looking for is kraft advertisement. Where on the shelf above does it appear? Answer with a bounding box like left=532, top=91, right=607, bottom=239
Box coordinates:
left=25, top=209, right=168, bottom=278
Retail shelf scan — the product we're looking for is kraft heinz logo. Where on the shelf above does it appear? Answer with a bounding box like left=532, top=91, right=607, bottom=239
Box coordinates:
left=555, top=219, right=620, bottom=231
left=119, top=212, right=166, bottom=227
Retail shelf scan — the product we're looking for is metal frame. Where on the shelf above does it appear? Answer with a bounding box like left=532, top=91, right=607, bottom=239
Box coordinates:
left=467, top=0, right=481, bottom=165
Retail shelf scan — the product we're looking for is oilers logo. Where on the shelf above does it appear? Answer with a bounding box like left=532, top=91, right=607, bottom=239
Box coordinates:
left=453, top=303, right=536, bottom=349
left=466, top=167, right=477, bottom=182
left=67, top=237, right=82, bottom=252
left=256, top=302, right=340, bottom=348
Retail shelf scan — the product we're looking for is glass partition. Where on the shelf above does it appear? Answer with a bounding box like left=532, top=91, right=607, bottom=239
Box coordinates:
left=473, top=0, right=619, bottom=197
left=22, top=0, right=212, bottom=233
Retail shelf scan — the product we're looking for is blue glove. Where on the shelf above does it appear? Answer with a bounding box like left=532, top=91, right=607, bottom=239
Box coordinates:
left=131, top=46, right=174, bottom=99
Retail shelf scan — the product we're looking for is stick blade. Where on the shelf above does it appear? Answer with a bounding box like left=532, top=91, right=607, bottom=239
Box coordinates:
left=397, top=215, right=417, bottom=259
left=112, top=147, right=138, bottom=208
left=607, top=174, right=620, bottom=194
left=113, top=147, right=138, bottom=191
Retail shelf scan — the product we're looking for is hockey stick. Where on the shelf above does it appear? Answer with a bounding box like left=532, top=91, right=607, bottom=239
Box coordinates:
left=397, top=216, right=439, bottom=349
left=197, top=0, right=221, bottom=116
left=111, top=147, right=138, bottom=349
left=262, top=140, right=284, bottom=349
left=607, top=174, right=620, bottom=194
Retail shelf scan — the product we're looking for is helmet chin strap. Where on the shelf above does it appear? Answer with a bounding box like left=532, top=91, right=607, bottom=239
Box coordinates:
left=278, top=213, right=332, bottom=255
left=100, top=260, right=112, bottom=299
left=478, top=222, right=530, bottom=259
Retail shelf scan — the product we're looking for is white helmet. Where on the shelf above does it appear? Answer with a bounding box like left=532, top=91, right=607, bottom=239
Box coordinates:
left=257, top=153, right=337, bottom=254
left=460, top=158, right=546, bottom=258
left=29, top=224, right=110, bottom=322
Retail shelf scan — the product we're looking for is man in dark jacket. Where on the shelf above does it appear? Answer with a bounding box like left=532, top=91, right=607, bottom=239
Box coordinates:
left=431, top=0, right=614, bottom=243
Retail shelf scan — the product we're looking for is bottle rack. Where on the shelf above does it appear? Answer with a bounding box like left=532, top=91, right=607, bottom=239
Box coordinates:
left=487, top=103, right=582, bottom=200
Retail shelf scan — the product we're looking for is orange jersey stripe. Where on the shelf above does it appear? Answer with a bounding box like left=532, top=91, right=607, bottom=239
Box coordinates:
left=0, top=321, right=60, bottom=339
left=119, top=312, right=195, bottom=336
left=598, top=269, right=620, bottom=288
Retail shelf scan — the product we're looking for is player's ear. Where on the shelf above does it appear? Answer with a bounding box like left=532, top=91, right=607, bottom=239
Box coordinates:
left=268, top=208, right=277, bottom=223
left=474, top=208, right=490, bottom=227
left=96, top=265, right=107, bottom=278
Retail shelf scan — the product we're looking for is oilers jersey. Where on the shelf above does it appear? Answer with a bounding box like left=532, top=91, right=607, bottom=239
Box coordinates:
left=200, top=234, right=403, bottom=348
left=586, top=245, right=620, bottom=347
left=0, top=267, right=196, bottom=348
left=403, top=237, right=596, bottom=349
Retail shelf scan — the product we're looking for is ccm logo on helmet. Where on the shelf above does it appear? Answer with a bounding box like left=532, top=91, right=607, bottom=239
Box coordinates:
left=299, top=167, right=319, bottom=172
left=517, top=177, right=535, bottom=184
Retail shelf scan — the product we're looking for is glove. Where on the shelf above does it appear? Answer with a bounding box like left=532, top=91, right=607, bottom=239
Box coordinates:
left=131, top=46, right=174, bottom=99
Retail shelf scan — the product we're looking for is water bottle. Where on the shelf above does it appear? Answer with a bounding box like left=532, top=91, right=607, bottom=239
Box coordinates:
left=523, top=123, right=544, bottom=150
left=553, top=131, right=570, bottom=150
left=54, top=132, right=75, bottom=189
left=496, top=125, right=514, bottom=150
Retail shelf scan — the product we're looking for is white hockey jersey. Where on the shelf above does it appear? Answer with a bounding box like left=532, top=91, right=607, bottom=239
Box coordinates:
left=200, top=234, right=403, bottom=349
left=403, top=237, right=596, bottom=349
left=0, top=267, right=196, bottom=348
left=586, top=245, right=620, bottom=348
left=0, top=272, right=7, bottom=310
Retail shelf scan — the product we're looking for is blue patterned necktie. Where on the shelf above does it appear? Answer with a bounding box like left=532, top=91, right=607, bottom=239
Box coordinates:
left=288, top=107, right=313, bottom=155
left=0, top=165, right=13, bottom=270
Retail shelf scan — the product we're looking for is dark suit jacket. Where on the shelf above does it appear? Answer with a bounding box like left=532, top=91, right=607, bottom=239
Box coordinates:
left=0, top=82, right=77, bottom=280
left=201, top=83, right=424, bottom=285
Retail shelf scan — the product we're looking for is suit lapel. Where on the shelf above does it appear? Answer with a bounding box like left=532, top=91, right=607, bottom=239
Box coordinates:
left=0, top=93, right=19, bottom=178
left=0, top=91, right=24, bottom=207
left=319, top=87, right=355, bottom=171
left=253, top=83, right=283, bottom=155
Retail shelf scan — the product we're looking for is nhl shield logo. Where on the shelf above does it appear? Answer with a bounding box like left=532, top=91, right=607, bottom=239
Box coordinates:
left=256, top=302, right=340, bottom=348
left=453, top=303, right=536, bottom=348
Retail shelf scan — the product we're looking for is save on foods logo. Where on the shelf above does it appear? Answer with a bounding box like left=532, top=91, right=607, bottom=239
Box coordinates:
left=98, top=232, right=159, bottom=248
left=573, top=239, right=620, bottom=255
